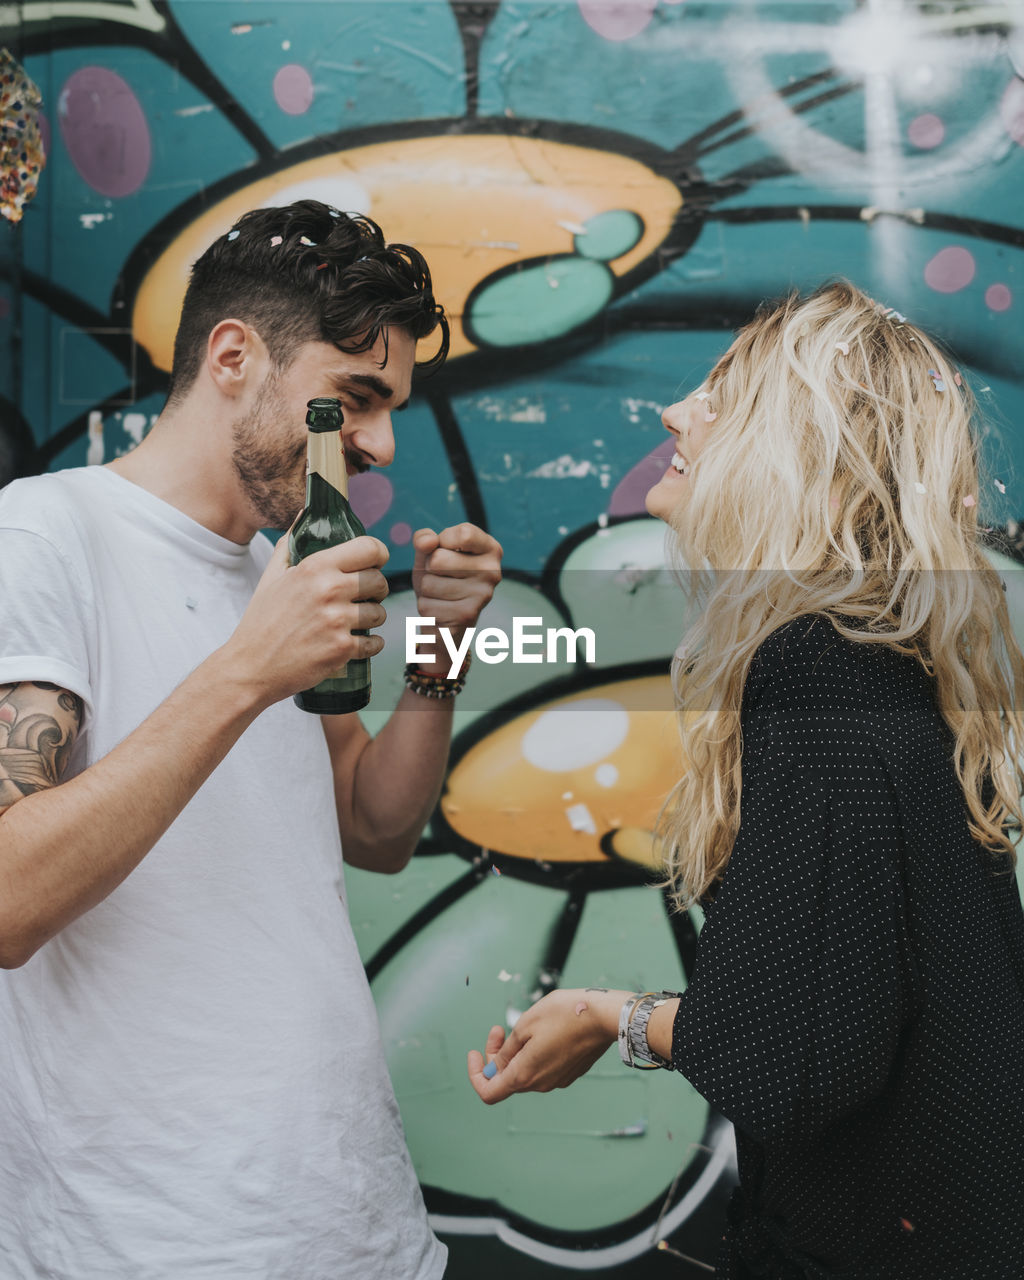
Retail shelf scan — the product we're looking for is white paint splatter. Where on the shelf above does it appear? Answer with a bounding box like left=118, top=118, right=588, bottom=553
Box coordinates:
left=523, top=700, right=630, bottom=771
left=86, top=411, right=104, bottom=466
left=566, top=803, right=597, bottom=835
left=622, top=396, right=665, bottom=425
left=475, top=396, right=546, bottom=424
left=510, top=404, right=545, bottom=423
left=122, top=413, right=148, bottom=446
left=266, top=176, right=371, bottom=217
left=527, top=455, right=599, bottom=479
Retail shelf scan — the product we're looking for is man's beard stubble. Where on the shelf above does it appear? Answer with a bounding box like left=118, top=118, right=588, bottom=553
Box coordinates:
left=229, top=378, right=307, bottom=532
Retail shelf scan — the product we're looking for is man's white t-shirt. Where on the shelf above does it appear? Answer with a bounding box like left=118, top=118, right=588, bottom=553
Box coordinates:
left=0, top=466, right=446, bottom=1279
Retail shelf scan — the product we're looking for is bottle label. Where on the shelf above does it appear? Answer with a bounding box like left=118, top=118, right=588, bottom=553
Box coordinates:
left=307, top=429, right=349, bottom=498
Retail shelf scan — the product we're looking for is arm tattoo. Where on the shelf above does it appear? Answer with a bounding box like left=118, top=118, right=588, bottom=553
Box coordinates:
left=0, top=682, right=83, bottom=810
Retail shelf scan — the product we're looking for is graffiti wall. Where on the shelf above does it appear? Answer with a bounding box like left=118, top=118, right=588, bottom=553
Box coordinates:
left=2, top=1, right=1023, bottom=1274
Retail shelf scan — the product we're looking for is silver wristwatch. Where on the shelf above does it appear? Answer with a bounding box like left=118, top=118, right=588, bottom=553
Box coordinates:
left=618, top=991, right=678, bottom=1070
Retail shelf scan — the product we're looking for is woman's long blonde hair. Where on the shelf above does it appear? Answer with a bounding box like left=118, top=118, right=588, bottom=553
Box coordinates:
left=661, top=280, right=1024, bottom=909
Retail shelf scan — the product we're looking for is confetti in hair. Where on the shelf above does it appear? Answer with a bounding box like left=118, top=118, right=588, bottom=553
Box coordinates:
left=995, top=479, right=1007, bottom=495
left=963, top=495, right=976, bottom=508
left=227, top=229, right=240, bottom=241
left=928, top=369, right=947, bottom=392
left=875, top=302, right=908, bottom=324
left=299, top=235, right=315, bottom=246
left=704, top=409, right=718, bottom=422
left=694, top=390, right=711, bottom=402
left=954, top=371, right=963, bottom=388
left=269, top=235, right=283, bottom=247
left=914, top=482, right=927, bottom=495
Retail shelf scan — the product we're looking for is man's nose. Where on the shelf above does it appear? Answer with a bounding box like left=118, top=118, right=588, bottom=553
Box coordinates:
left=348, top=411, right=396, bottom=469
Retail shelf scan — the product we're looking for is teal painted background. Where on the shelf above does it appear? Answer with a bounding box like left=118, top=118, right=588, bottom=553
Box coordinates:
left=2, top=2, right=1023, bottom=1273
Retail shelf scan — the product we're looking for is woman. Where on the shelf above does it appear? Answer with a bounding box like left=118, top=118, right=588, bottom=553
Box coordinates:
left=467, top=282, right=1024, bottom=1278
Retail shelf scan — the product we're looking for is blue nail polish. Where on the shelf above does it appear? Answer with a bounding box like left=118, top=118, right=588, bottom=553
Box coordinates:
left=483, top=1061, right=498, bottom=1079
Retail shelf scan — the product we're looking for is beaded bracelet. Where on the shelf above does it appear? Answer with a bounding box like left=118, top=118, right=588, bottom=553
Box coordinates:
left=403, top=652, right=472, bottom=699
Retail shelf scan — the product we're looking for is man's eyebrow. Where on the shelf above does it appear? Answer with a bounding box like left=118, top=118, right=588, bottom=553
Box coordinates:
left=343, top=373, right=410, bottom=412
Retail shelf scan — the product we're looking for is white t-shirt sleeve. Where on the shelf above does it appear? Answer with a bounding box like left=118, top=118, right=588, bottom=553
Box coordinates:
left=0, top=526, right=94, bottom=719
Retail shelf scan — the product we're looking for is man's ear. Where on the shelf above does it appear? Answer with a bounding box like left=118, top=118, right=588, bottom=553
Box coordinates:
left=205, top=319, right=268, bottom=397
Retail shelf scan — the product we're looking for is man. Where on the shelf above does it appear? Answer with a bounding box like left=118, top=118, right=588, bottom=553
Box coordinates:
left=0, top=200, right=501, bottom=1277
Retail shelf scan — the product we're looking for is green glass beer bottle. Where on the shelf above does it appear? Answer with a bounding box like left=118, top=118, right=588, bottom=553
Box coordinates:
left=289, top=397, right=372, bottom=714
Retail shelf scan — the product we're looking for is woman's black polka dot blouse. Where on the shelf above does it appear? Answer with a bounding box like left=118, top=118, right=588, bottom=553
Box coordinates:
left=670, top=616, right=1024, bottom=1279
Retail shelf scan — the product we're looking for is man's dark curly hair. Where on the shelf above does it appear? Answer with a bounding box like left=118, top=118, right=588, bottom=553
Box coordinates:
left=166, top=200, right=449, bottom=403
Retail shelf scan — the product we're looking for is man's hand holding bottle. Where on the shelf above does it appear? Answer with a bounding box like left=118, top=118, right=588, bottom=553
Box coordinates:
left=224, top=518, right=502, bottom=710
left=223, top=534, right=390, bottom=713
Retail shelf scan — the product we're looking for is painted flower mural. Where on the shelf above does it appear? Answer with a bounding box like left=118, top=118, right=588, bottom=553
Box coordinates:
left=3, top=0, right=1024, bottom=1272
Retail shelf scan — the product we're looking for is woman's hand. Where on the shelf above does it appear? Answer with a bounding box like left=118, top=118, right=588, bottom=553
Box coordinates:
left=467, top=988, right=631, bottom=1104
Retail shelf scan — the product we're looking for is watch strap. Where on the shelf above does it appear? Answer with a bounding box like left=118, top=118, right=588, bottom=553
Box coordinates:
left=618, top=990, right=678, bottom=1070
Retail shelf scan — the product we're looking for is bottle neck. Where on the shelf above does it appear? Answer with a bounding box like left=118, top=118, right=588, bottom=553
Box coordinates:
left=306, top=428, right=349, bottom=500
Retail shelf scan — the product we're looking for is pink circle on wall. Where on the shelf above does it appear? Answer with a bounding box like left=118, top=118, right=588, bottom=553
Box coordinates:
left=390, top=522, right=413, bottom=546
left=348, top=472, right=393, bottom=528
left=907, top=113, right=944, bottom=149
left=924, top=246, right=976, bottom=294
left=273, top=64, right=314, bottom=116
left=608, top=437, right=676, bottom=516
left=57, top=66, right=151, bottom=197
left=985, top=284, right=1012, bottom=312
left=578, top=0, right=658, bottom=41
left=1000, top=77, right=1024, bottom=146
